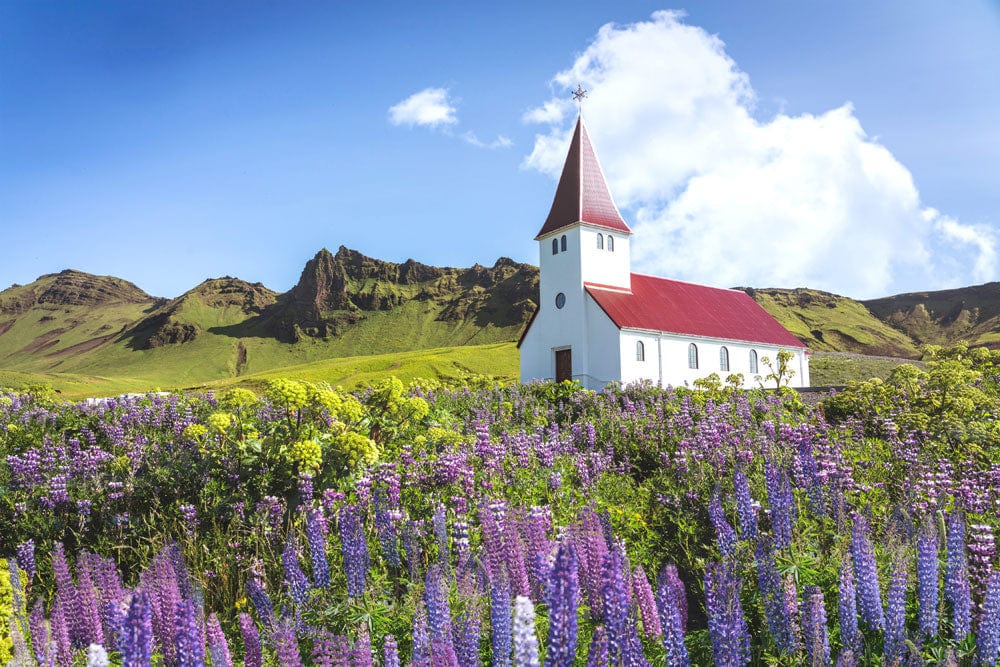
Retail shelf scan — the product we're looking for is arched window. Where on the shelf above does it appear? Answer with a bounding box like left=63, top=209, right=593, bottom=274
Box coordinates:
left=749, top=350, right=758, bottom=374
left=560, top=235, right=567, bottom=252
left=552, top=238, right=559, bottom=255
left=636, top=340, right=645, bottom=362
left=688, top=343, right=698, bottom=369
left=720, top=346, right=730, bottom=371
left=597, top=233, right=604, bottom=249
left=607, top=235, right=615, bottom=251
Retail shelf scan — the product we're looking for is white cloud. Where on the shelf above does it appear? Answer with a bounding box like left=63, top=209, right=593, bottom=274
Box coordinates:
left=462, top=132, right=513, bottom=150
left=388, top=88, right=458, bottom=127
left=523, top=11, right=996, bottom=298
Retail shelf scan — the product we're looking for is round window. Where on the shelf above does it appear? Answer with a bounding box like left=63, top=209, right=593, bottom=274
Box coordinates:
left=555, top=292, right=566, bottom=309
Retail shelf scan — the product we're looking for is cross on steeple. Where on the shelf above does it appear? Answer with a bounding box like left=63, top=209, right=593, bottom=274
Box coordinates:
left=572, top=84, right=588, bottom=106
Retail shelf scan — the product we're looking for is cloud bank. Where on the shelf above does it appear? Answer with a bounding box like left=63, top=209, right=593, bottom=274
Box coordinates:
left=523, top=11, right=995, bottom=298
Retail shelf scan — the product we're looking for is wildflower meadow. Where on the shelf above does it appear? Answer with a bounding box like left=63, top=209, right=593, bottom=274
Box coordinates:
left=3, top=343, right=1000, bottom=666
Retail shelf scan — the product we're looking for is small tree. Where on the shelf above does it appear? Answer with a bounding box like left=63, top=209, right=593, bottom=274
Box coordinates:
left=759, top=349, right=796, bottom=389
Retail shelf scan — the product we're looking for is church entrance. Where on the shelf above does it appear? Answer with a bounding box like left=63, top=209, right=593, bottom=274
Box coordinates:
left=555, top=348, right=572, bottom=383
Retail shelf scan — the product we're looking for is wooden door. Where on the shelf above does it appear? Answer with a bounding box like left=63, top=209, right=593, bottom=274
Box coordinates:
left=555, top=348, right=572, bottom=383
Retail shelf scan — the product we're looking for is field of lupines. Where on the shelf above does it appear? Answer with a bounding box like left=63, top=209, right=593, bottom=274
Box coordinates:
left=2, top=343, right=1000, bottom=666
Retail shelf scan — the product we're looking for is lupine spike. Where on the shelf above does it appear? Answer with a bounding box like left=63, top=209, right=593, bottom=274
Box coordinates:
left=238, top=613, right=262, bottom=667
left=655, top=566, right=690, bottom=667
left=120, top=592, right=153, bottom=667
left=173, top=599, right=205, bottom=667
left=383, top=635, right=400, bottom=667
left=708, top=492, right=738, bottom=557
left=945, top=509, right=972, bottom=641
left=802, top=585, right=831, bottom=667
left=883, top=554, right=908, bottom=666
left=544, top=542, right=580, bottom=667
left=838, top=552, right=860, bottom=656
left=308, top=507, right=332, bottom=588
left=733, top=469, right=758, bottom=540
left=704, top=561, right=750, bottom=667
left=490, top=573, right=512, bottom=667
left=976, top=570, right=1000, bottom=667
left=916, top=517, right=939, bottom=639
left=632, top=564, right=661, bottom=639
left=850, top=514, right=885, bottom=631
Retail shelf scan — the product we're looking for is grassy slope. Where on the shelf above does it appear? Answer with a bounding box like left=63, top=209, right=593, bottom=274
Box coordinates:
left=807, top=351, right=921, bottom=386
left=0, top=343, right=519, bottom=399
left=750, top=289, right=921, bottom=358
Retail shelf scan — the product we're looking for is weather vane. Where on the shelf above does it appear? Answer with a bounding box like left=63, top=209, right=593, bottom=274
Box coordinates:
left=572, top=84, right=588, bottom=105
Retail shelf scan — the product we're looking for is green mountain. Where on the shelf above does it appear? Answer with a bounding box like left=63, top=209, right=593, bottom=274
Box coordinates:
left=0, top=247, right=538, bottom=392
left=5, top=247, right=1000, bottom=396
left=740, top=287, right=922, bottom=358
left=862, top=282, right=1000, bottom=349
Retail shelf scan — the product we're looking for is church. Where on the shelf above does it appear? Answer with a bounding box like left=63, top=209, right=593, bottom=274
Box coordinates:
left=518, top=114, right=810, bottom=390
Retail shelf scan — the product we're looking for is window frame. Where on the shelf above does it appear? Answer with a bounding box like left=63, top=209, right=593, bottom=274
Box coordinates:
left=560, top=234, right=567, bottom=252
left=636, top=340, right=645, bottom=362
left=597, top=233, right=604, bottom=250
left=720, top=346, right=730, bottom=372
left=749, top=349, right=758, bottom=374
left=688, top=343, right=698, bottom=369
left=607, top=235, right=614, bottom=251
left=552, top=238, right=559, bottom=255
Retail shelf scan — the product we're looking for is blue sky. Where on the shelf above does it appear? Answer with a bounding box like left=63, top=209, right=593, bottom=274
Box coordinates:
left=1, top=1, right=998, bottom=299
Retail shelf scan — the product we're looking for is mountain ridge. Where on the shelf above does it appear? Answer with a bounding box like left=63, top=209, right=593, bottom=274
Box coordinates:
left=3, top=248, right=1000, bottom=391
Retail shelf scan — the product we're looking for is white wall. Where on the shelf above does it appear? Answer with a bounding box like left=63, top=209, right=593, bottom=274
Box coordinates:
left=583, top=295, right=622, bottom=389
left=578, top=224, right=630, bottom=289
left=619, top=328, right=810, bottom=389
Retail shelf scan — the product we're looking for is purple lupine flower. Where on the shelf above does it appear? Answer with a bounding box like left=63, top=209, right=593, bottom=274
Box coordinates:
left=916, top=518, right=939, bottom=638
left=52, top=541, right=88, bottom=646
left=801, top=586, right=830, bottom=667
left=16, top=540, right=35, bottom=582
left=76, top=554, right=106, bottom=647
left=310, top=630, right=349, bottom=667
left=433, top=504, right=451, bottom=569
left=544, top=542, right=580, bottom=667
left=838, top=552, right=860, bottom=656
left=52, top=599, right=74, bottom=667
left=454, top=564, right=483, bottom=667
left=308, top=507, right=331, bottom=588
left=968, top=523, right=995, bottom=606
left=374, top=492, right=401, bottom=572
left=246, top=576, right=274, bottom=629
left=141, top=552, right=182, bottom=666
left=173, top=599, right=205, bottom=667
left=850, top=514, right=884, bottom=631
left=383, top=635, right=400, bottom=667
left=239, top=613, right=262, bottom=667
left=340, top=504, right=369, bottom=598
left=491, top=572, right=513, bottom=667
left=30, top=597, right=50, bottom=665
left=708, top=493, right=738, bottom=558
left=764, top=462, right=795, bottom=550
left=273, top=618, right=304, bottom=667
left=884, top=554, right=908, bottom=666
left=755, top=540, right=796, bottom=654
left=282, top=538, right=310, bottom=607
left=704, top=561, right=750, bottom=667
left=976, top=570, right=1000, bottom=667
left=412, top=603, right=432, bottom=667
left=658, top=564, right=687, bottom=632
left=632, top=564, right=662, bottom=640
left=512, top=596, right=540, bottom=667
left=424, top=565, right=459, bottom=667
left=600, top=548, right=650, bottom=667
left=206, top=613, right=233, bottom=667
left=655, top=568, right=690, bottom=667
left=945, top=509, right=972, bottom=641
left=733, top=469, right=758, bottom=540
left=121, top=592, right=153, bottom=667
left=480, top=501, right=508, bottom=587
left=586, top=626, right=609, bottom=667
left=352, top=628, right=373, bottom=667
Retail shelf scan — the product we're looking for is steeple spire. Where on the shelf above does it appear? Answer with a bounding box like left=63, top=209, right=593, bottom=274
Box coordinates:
left=534, top=114, right=632, bottom=240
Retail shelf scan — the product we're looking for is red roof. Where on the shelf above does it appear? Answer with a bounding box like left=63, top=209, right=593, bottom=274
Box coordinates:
left=586, top=274, right=806, bottom=348
left=535, top=115, right=632, bottom=240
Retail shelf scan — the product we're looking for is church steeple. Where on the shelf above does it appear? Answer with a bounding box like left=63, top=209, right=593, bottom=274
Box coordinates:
left=534, top=115, right=632, bottom=240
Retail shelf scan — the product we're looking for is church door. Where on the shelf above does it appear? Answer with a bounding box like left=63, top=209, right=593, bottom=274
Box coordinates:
left=555, top=348, right=572, bottom=383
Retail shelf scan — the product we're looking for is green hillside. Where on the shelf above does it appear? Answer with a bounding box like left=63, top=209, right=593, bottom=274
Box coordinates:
left=743, top=287, right=922, bottom=358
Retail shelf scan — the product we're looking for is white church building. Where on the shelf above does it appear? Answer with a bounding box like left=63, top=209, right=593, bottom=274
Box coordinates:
left=518, top=115, right=810, bottom=390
